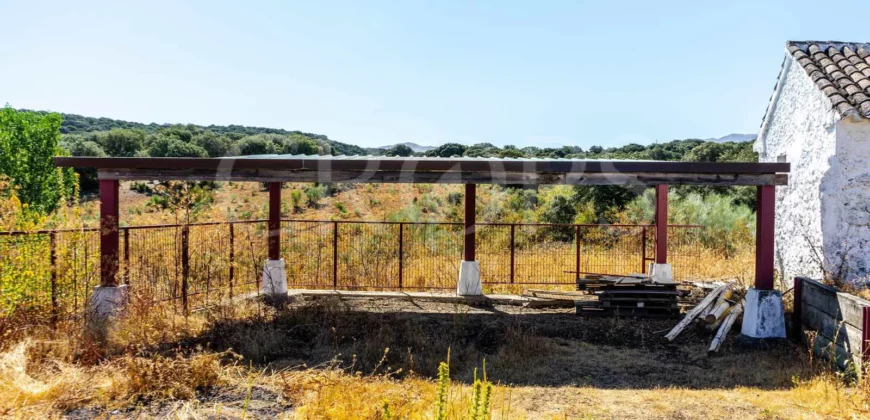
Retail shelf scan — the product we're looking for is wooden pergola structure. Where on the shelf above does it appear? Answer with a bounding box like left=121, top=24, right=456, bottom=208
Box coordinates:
left=55, top=156, right=790, bottom=293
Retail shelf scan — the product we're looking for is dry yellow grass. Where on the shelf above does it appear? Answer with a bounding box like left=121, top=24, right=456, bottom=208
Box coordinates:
left=2, top=338, right=869, bottom=419
left=0, top=295, right=866, bottom=419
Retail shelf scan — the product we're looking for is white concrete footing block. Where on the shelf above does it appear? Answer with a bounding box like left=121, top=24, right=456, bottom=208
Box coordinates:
left=457, top=260, right=482, bottom=296
left=87, top=285, right=129, bottom=342
left=261, top=259, right=288, bottom=296
left=649, top=263, right=674, bottom=283
left=741, top=288, right=786, bottom=338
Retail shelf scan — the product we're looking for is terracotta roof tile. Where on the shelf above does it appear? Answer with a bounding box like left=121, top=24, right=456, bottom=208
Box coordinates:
left=787, top=41, right=870, bottom=118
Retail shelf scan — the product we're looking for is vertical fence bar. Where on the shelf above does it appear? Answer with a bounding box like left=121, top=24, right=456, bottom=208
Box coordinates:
left=509, top=224, right=516, bottom=284
left=792, top=277, right=803, bottom=340
left=123, top=228, right=130, bottom=285
left=641, top=226, right=647, bottom=274
left=50, top=232, right=58, bottom=327
left=863, top=306, right=870, bottom=365
left=181, top=225, right=190, bottom=313
left=228, top=223, right=235, bottom=298
left=575, top=225, right=581, bottom=280
left=398, top=223, right=404, bottom=290
left=333, top=221, right=339, bottom=289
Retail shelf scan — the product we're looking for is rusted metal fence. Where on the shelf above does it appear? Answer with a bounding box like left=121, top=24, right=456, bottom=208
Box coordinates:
left=0, top=220, right=704, bottom=318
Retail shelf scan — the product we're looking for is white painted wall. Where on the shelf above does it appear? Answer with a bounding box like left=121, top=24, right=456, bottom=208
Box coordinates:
left=756, top=53, right=839, bottom=283
left=830, top=119, right=870, bottom=278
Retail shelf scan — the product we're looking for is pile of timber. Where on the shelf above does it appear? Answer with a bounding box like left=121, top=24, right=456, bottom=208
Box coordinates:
left=574, top=274, right=691, bottom=318
left=664, top=282, right=746, bottom=354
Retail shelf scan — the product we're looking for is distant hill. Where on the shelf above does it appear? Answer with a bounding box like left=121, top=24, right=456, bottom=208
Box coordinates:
left=378, top=142, right=435, bottom=153
left=27, top=110, right=367, bottom=155
left=706, top=133, right=756, bottom=143
left=24, top=108, right=756, bottom=163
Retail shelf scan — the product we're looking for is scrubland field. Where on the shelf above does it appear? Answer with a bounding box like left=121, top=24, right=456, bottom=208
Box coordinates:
left=3, top=296, right=870, bottom=419
left=1, top=181, right=867, bottom=419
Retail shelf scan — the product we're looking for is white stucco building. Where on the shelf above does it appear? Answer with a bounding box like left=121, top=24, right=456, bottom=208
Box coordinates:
left=757, top=41, right=870, bottom=283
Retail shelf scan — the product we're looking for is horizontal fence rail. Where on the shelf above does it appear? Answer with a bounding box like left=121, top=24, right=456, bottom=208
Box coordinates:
left=1, top=220, right=709, bottom=321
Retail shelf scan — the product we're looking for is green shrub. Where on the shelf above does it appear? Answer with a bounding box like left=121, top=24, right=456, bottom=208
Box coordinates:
left=290, top=190, right=304, bottom=213
left=446, top=192, right=463, bottom=206
left=305, top=185, right=326, bottom=208
left=540, top=195, right=577, bottom=241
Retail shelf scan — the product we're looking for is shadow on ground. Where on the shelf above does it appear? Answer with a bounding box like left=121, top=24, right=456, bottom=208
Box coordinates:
left=181, top=296, right=805, bottom=390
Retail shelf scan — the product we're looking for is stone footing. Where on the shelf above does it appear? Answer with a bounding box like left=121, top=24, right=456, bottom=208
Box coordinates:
left=649, top=263, right=674, bottom=283
left=262, top=259, right=288, bottom=303
left=457, top=260, right=482, bottom=296
left=86, top=285, right=129, bottom=342
left=741, top=288, right=786, bottom=338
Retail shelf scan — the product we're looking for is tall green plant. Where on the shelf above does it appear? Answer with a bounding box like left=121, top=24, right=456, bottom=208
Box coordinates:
left=436, top=350, right=451, bottom=420
left=0, top=107, right=77, bottom=214
left=623, top=189, right=754, bottom=255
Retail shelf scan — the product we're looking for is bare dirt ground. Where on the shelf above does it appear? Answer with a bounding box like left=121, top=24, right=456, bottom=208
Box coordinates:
left=47, top=295, right=822, bottom=419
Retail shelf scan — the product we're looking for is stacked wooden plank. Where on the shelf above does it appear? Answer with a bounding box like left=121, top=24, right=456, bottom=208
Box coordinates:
left=575, top=275, right=687, bottom=318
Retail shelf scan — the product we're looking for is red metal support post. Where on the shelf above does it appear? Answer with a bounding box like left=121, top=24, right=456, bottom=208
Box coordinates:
left=99, top=179, right=120, bottom=287
left=755, top=185, right=775, bottom=290
left=464, top=184, right=476, bottom=262
left=268, top=182, right=281, bottom=260
left=654, top=184, right=668, bottom=264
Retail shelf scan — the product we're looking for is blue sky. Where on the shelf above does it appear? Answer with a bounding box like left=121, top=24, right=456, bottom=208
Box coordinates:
left=3, top=1, right=869, bottom=149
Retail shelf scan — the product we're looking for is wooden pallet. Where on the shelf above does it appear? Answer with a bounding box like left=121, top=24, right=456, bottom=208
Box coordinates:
left=575, top=277, right=683, bottom=318
left=576, top=305, right=681, bottom=318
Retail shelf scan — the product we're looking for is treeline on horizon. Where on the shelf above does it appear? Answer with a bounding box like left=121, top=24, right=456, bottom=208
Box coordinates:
left=20, top=109, right=760, bottom=210
left=51, top=109, right=757, bottom=161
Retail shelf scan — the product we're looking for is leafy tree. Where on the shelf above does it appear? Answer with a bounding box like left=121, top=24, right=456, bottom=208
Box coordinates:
left=571, top=185, right=640, bottom=222
left=427, top=143, right=467, bottom=158
left=679, top=141, right=759, bottom=207
left=279, top=136, right=320, bottom=155
left=683, top=142, right=725, bottom=162
left=386, top=144, right=414, bottom=157
left=39, top=110, right=367, bottom=155
left=540, top=195, right=577, bottom=241
left=98, top=128, right=145, bottom=157
left=0, top=108, right=77, bottom=213
left=60, top=136, right=106, bottom=191
left=237, top=135, right=278, bottom=155
left=148, top=137, right=209, bottom=157
left=498, top=147, right=525, bottom=158
left=192, top=132, right=234, bottom=157
left=588, top=145, right=604, bottom=154
left=464, top=143, right=500, bottom=157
